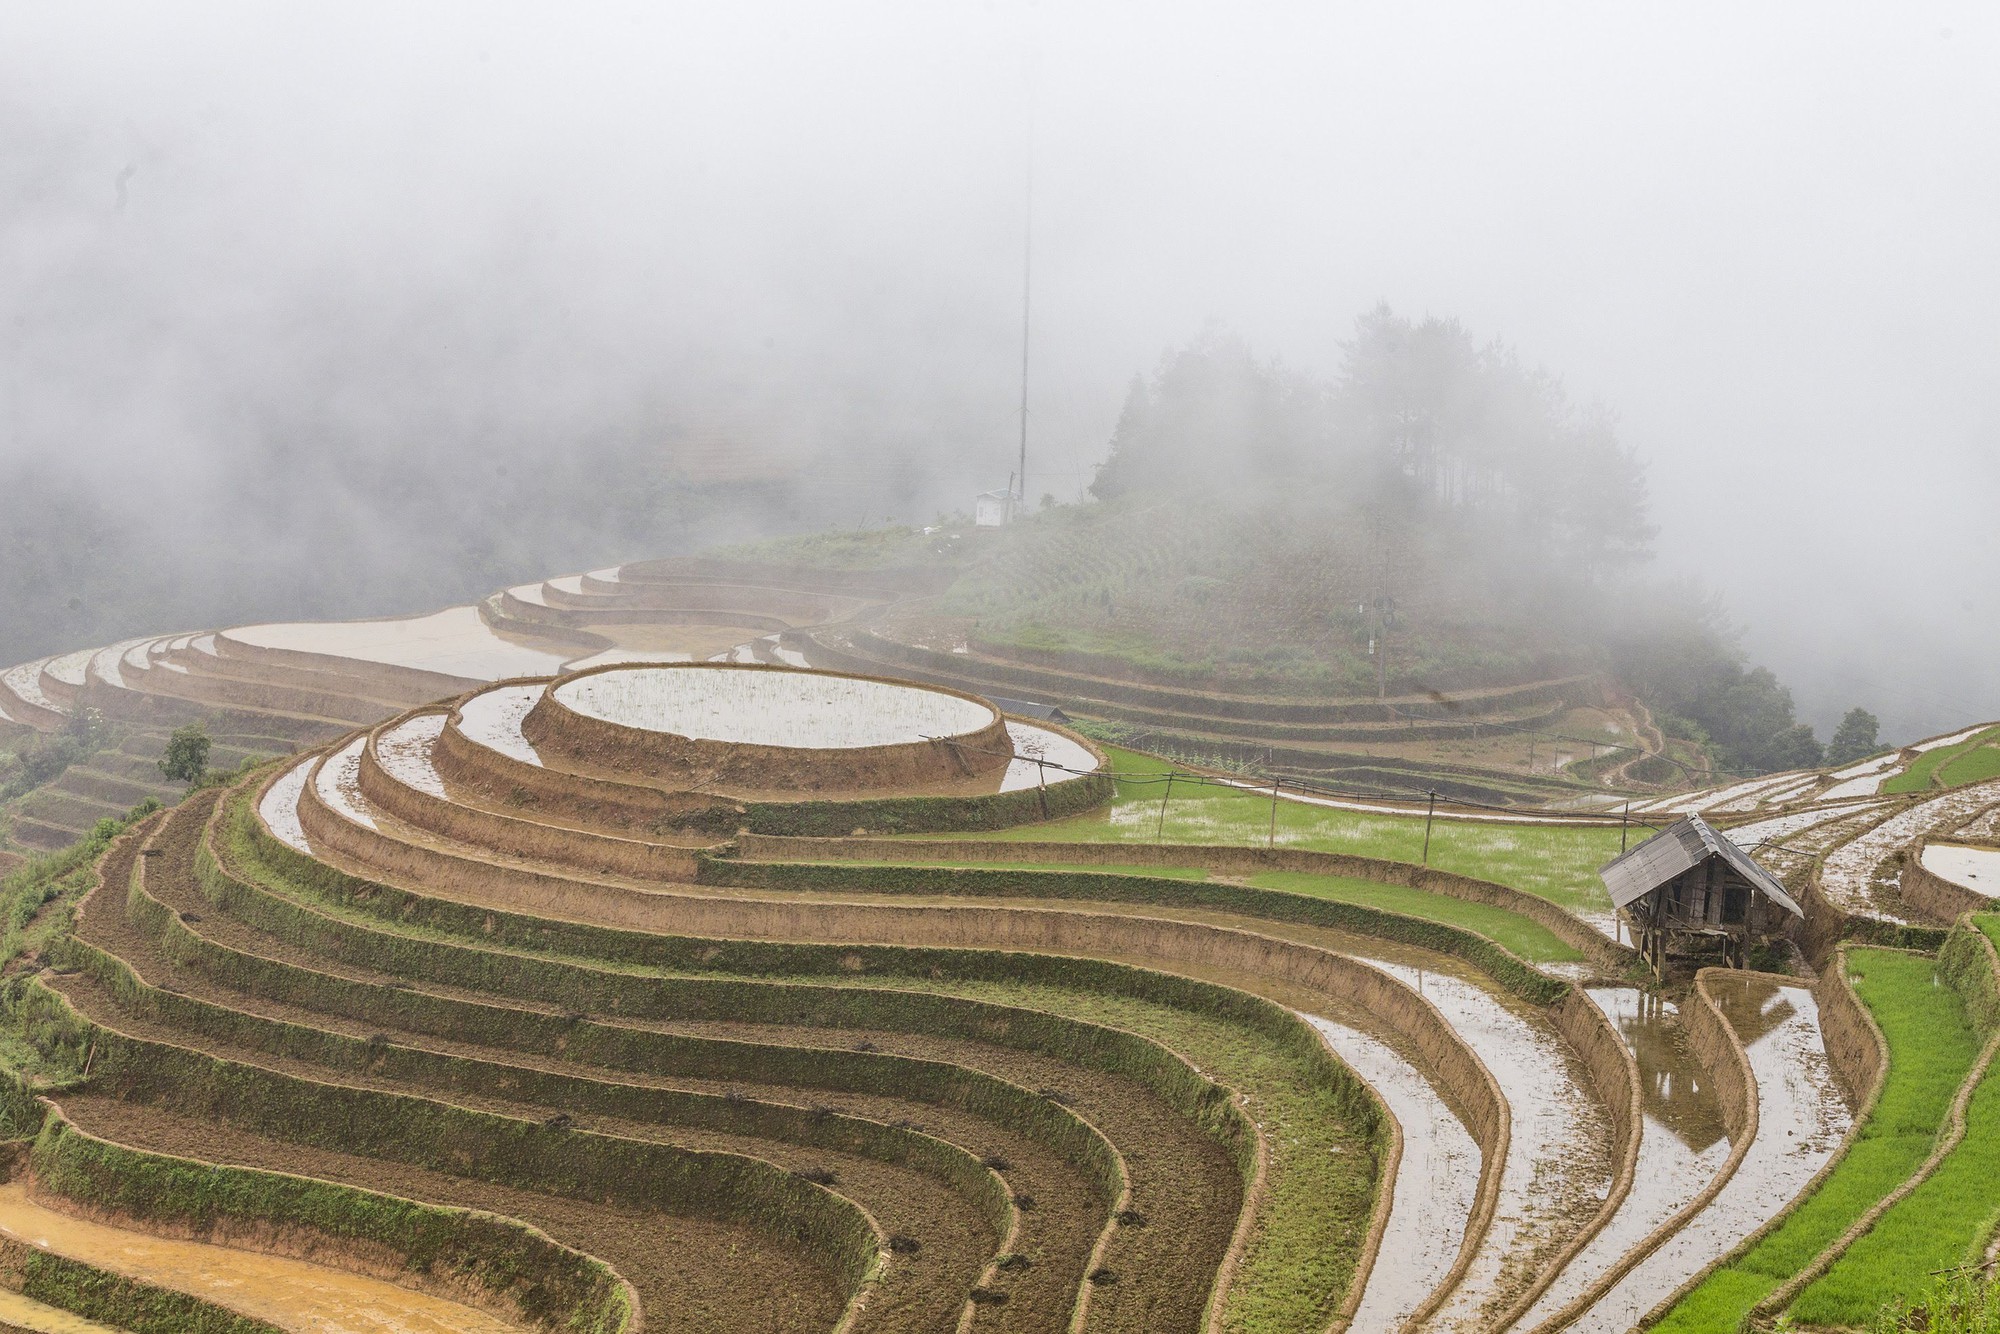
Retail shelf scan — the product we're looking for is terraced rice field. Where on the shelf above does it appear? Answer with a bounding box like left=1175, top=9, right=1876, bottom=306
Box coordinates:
left=1650, top=948, right=1982, bottom=1332
left=9, top=557, right=2000, bottom=1330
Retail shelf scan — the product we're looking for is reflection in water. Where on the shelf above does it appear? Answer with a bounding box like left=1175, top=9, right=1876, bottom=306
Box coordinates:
left=1515, top=987, right=1730, bottom=1328
left=1359, top=962, right=1612, bottom=1334
left=0, top=1179, right=526, bottom=1333
left=1564, top=976, right=1849, bottom=1334
left=1304, top=1014, right=1480, bottom=1333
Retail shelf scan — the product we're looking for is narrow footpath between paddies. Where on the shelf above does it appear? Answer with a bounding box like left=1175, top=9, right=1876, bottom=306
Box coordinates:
left=0, top=1178, right=526, bottom=1334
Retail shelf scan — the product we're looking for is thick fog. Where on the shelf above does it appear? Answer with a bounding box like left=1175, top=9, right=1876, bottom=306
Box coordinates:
left=3, top=2, right=1994, bottom=742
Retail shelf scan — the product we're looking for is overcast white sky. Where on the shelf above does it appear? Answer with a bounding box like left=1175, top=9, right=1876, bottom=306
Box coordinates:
left=4, top=2, right=1995, bottom=739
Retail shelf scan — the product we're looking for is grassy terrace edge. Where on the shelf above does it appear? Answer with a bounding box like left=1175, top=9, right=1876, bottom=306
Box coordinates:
left=216, top=780, right=1395, bottom=1331
left=1649, top=924, right=2000, bottom=1332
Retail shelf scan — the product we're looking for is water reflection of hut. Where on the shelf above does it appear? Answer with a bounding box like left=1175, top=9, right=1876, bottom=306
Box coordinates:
left=1601, top=815, right=1803, bottom=976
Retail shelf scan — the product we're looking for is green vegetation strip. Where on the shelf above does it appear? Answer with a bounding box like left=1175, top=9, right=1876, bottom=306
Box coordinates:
left=26, top=1106, right=633, bottom=1334
left=716, top=850, right=1582, bottom=965
left=0, top=1232, right=281, bottom=1334
left=217, top=788, right=1384, bottom=1333
left=1650, top=947, right=1981, bottom=1334
left=1785, top=920, right=2000, bottom=1324
left=944, top=745, right=1628, bottom=916
left=833, top=971, right=1379, bottom=1334
left=698, top=854, right=1572, bottom=1000
left=1883, top=727, right=2000, bottom=795
left=28, top=986, right=883, bottom=1310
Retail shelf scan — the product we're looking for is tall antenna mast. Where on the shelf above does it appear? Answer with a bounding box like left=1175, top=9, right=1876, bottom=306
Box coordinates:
left=1016, top=57, right=1034, bottom=513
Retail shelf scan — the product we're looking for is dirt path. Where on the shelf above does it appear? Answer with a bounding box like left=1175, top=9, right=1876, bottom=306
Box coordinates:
left=0, top=1178, right=524, bottom=1333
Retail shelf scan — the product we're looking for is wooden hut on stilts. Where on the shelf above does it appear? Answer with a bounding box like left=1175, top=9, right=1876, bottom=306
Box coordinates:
left=1600, top=814, right=1803, bottom=979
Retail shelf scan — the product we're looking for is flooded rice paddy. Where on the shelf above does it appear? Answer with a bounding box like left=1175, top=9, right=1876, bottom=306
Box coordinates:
left=550, top=666, right=996, bottom=748
left=1514, top=987, right=1730, bottom=1330
left=0, top=1288, right=125, bottom=1333
left=1346, top=959, right=1611, bottom=1332
left=259, top=756, right=315, bottom=854
left=377, top=714, right=450, bottom=798
left=1305, top=1014, right=1479, bottom=1333
left=1568, top=976, right=1848, bottom=1333
left=228, top=606, right=573, bottom=682
left=1921, top=842, right=2000, bottom=897
left=453, top=684, right=547, bottom=765
left=313, top=737, right=376, bottom=830
left=1821, top=781, right=2000, bottom=919
left=0, top=1180, right=525, bottom=1333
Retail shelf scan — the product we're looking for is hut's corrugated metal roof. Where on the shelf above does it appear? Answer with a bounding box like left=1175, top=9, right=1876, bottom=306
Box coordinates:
left=1599, top=814, right=1802, bottom=917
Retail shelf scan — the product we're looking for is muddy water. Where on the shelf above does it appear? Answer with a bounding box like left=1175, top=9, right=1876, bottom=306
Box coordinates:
left=551, top=666, right=995, bottom=748
left=1514, top=988, right=1729, bottom=1329
left=1822, top=781, right=2000, bottom=920
left=1566, top=977, right=1849, bottom=1333
left=259, top=756, right=316, bottom=854
left=454, top=684, right=549, bottom=766
left=315, top=737, right=377, bottom=830
left=1304, top=1015, right=1479, bottom=1333
left=228, top=606, right=571, bottom=681
left=0, top=1181, right=525, bottom=1333
left=377, top=715, right=451, bottom=798
left=998, top=721, right=1100, bottom=792
left=1922, top=843, right=2000, bottom=897
left=1352, top=961, right=1611, bottom=1334
left=0, top=1289, right=125, bottom=1333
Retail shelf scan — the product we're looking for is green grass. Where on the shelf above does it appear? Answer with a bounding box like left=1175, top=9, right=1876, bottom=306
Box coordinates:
left=957, top=746, right=1630, bottom=917
left=1884, top=727, right=2000, bottom=794
left=1941, top=742, right=2000, bottom=789
left=1864, top=1267, right=2000, bottom=1332
left=1790, top=1056, right=2000, bottom=1324
left=1243, top=870, right=1584, bottom=963
left=1652, top=948, right=1981, bottom=1334
left=801, top=853, right=1582, bottom=964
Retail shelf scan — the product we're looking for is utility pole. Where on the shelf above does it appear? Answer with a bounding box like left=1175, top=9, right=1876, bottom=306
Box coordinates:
left=1267, top=775, right=1281, bottom=849
left=1155, top=773, right=1174, bottom=842
left=1015, top=68, right=1034, bottom=516
left=1422, top=789, right=1436, bottom=865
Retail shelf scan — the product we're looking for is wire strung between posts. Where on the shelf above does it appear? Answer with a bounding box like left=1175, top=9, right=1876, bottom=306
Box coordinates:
left=926, top=733, right=1674, bottom=833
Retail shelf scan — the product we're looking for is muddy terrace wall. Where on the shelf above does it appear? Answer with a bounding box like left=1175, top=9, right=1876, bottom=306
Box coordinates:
left=827, top=628, right=1600, bottom=723
left=1814, top=949, right=1891, bottom=1112
left=356, top=718, right=706, bottom=880
left=731, top=835, right=1630, bottom=970
left=702, top=851, right=1575, bottom=1007
left=62, top=903, right=1019, bottom=1283
left=19, top=1107, right=636, bottom=1334
left=618, top=557, right=951, bottom=600
left=540, top=581, right=864, bottom=624
left=213, top=629, right=492, bottom=702
left=1901, top=844, right=1994, bottom=926
left=0, top=1198, right=285, bottom=1334
left=427, top=690, right=1112, bottom=837
left=30, top=992, right=880, bottom=1318
left=428, top=699, right=744, bottom=833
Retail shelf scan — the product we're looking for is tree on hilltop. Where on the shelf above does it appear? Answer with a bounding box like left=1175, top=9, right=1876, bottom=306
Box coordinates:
left=1825, top=708, right=1881, bottom=766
